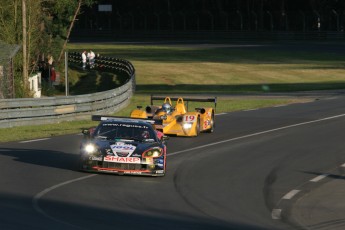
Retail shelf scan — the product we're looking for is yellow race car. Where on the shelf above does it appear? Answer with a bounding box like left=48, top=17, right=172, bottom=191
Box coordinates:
left=130, top=95, right=216, bottom=137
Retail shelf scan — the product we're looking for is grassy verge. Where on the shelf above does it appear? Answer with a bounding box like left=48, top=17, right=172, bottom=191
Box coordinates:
left=67, top=42, right=345, bottom=94
left=1, top=41, right=343, bottom=142
left=0, top=95, right=308, bottom=143
left=112, top=94, right=307, bottom=116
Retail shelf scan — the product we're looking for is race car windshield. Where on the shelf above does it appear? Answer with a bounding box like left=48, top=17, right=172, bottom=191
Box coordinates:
left=94, top=123, right=156, bottom=142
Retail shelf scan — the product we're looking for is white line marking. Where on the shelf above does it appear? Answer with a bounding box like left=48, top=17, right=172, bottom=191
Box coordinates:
left=271, top=209, right=282, bottom=219
left=282, top=190, right=300, bottom=200
left=274, top=105, right=287, bottom=108
left=216, top=113, right=227, bottom=116
left=310, top=174, right=329, bottom=182
left=20, top=138, right=50, bottom=143
left=32, top=112, right=345, bottom=225
left=33, top=174, right=97, bottom=228
left=341, top=163, right=345, bottom=168
left=243, top=109, right=258, bottom=111
left=168, top=113, right=345, bottom=156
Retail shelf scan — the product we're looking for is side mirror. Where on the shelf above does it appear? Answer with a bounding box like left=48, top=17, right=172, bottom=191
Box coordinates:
left=162, top=135, right=169, bottom=143
left=82, top=127, right=95, bottom=137
left=82, top=129, right=90, bottom=135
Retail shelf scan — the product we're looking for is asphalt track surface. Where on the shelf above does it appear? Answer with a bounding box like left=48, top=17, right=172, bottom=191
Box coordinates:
left=1, top=92, right=345, bottom=230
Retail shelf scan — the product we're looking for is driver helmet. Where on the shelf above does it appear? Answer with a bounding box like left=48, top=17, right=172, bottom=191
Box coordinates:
left=141, top=130, right=150, bottom=139
left=162, top=103, right=172, bottom=113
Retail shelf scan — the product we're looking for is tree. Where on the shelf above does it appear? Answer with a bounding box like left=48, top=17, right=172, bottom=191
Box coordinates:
left=0, top=0, right=44, bottom=96
left=57, top=0, right=82, bottom=63
left=22, top=0, right=27, bottom=87
left=0, top=0, right=97, bottom=97
left=40, top=0, right=97, bottom=63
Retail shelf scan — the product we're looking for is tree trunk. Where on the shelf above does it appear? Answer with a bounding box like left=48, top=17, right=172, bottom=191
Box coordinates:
left=22, top=0, right=28, bottom=90
left=57, top=0, right=82, bottom=63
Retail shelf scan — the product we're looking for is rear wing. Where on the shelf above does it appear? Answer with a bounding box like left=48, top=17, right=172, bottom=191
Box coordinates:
left=91, top=115, right=163, bottom=126
left=150, top=95, right=217, bottom=111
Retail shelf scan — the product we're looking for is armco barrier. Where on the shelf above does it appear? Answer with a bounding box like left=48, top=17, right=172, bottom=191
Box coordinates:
left=0, top=55, right=135, bottom=128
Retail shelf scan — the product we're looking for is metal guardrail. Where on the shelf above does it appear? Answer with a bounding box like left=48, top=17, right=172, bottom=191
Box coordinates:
left=0, top=54, right=136, bottom=128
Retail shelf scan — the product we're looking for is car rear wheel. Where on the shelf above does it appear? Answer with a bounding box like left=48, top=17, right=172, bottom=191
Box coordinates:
left=195, top=117, right=200, bottom=136
left=206, top=114, right=214, bottom=133
left=77, top=158, right=84, bottom=171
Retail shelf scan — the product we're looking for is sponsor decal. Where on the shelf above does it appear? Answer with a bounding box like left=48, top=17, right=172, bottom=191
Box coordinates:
left=104, top=156, right=140, bottom=163
left=155, top=159, right=164, bottom=168
left=98, top=169, right=118, bottom=172
left=89, top=156, right=102, bottom=161
left=103, top=123, right=149, bottom=129
left=168, top=130, right=181, bottom=132
left=204, top=120, right=210, bottom=129
left=124, top=171, right=142, bottom=175
left=110, top=142, right=136, bottom=155
left=156, top=170, right=164, bottom=174
left=155, top=125, right=163, bottom=129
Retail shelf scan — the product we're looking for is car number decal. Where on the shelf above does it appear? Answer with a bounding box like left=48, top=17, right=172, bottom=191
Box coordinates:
left=184, top=115, right=196, bottom=122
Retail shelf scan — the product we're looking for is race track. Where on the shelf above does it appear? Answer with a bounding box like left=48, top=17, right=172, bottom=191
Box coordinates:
left=1, top=94, right=345, bottom=230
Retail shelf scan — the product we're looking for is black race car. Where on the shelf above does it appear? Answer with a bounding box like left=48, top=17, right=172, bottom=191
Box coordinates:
left=79, top=116, right=168, bottom=176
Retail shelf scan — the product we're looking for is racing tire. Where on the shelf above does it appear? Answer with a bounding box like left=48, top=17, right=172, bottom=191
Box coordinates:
left=195, top=117, right=200, bottom=137
left=206, top=114, right=215, bottom=133
left=153, top=173, right=166, bottom=177
left=77, top=157, right=86, bottom=172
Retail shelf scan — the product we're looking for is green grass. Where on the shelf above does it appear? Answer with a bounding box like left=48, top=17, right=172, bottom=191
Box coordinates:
left=67, top=42, right=345, bottom=94
left=1, top=41, right=343, bottom=142
left=0, top=120, right=98, bottom=143
left=112, top=95, right=306, bottom=117
left=0, top=95, right=308, bottom=143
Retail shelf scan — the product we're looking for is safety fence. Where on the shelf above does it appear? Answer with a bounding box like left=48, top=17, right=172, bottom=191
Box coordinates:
left=76, top=6, right=345, bottom=33
left=0, top=42, right=20, bottom=99
left=0, top=55, right=135, bottom=128
left=71, top=30, right=345, bottom=43
left=68, top=52, right=135, bottom=81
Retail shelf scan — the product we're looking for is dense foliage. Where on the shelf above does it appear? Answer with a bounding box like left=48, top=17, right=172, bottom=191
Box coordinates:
left=0, top=0, right=96, bottom=97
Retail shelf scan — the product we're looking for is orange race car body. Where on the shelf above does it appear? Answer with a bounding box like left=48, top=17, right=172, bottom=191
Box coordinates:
left=130, top=96, right=216, bottom=137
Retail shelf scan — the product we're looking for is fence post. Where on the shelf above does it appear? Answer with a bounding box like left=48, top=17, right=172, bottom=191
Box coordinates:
left=314, top=10, right=321, bottom=31
left=237, top=11, right=243, bottom=30
left=252, top=11, right=258, bottom=31
left=266, top=11, right=273, bottom=31
left=300, top=11, right=306, bottom=32
left=332, top=10, right=339, bottom=31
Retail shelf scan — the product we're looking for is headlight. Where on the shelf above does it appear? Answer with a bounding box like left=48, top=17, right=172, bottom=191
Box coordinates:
left=84, top=144, right=97, bottom=154
left=183, top=123, right=192, bottom=129
left=142, top=148, right=163, bottom=158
